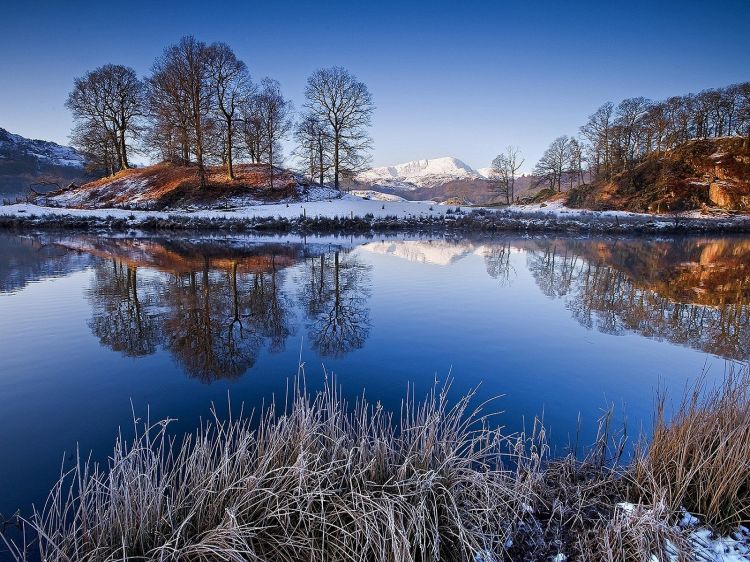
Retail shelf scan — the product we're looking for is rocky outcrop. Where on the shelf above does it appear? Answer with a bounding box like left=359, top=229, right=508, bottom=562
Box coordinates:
left=567, top=137, right=750, bottom=213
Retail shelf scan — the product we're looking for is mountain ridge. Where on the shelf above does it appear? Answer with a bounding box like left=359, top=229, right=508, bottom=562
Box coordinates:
left=0, top=127, right=89, bottom=197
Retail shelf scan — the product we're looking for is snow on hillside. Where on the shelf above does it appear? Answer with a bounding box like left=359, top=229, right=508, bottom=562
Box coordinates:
left=0, top=127, right=85, bottom=169
left=350, top=190, right=408, bottom=202
left=360, top=240, right=475, bottom=266
left=358, top=157, right=483, bottom=189
left=477, top=167, right=498, bottom=179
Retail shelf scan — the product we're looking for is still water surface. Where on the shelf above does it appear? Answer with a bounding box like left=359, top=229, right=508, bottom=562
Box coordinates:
left=0, top=232, right=748, bottom=517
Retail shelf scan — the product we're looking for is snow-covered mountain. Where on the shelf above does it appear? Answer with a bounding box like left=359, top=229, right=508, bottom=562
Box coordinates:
left=349, top=156, right=539, bottom=205
left=348, top=156, right=504, bottom=204
left=0, top=127, right=89, bottom=196
left=0, top=128, right=85, bottom=169
left=357, top=157, right=483, bottom=190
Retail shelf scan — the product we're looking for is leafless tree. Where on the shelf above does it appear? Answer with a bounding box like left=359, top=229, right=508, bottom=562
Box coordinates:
left=491, top=146, right=524, bottom=204
left=580, top=102, right=614, bottom=180
left=66, top=64, right=144, bottom=173
left=254, top=78, right=293, bottom=188
left=70, top=119, right=118, bottom=176
left=542, top=81, right=750, bottom=188
left=304, top=67, right=374, bottom=189
left=293, top=113, right=333, bottom=185
left=207, top=42, right=252, bottom=180
left=149, top=36, right=215, bottom=187
left=534, top=136, right=572, bottom=192
left=567, top=139, right=585, bottom=188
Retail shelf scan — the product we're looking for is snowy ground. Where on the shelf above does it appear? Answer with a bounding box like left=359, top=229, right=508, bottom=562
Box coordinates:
left=1, top=194, right=447, bottom=221
left=616, top=503, right=750, bottom=562
left=1, top=195, right=748, bottom=232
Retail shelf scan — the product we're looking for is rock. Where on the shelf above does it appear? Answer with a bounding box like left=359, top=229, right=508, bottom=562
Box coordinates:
left=709, top=182, right=750, bottom=210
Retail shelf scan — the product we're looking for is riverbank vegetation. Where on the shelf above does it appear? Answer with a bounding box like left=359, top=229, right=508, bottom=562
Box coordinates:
left=2, top=370, right=749, bottom=561
left=4, top=203, right=750, bottom=235
left=530, top=82, right=750, bottom=213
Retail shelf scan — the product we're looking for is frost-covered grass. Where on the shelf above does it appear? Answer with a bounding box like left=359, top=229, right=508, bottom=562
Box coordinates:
left=3, top=370, right=750, bottom=561
left=2, top=198, right=750, bottom=234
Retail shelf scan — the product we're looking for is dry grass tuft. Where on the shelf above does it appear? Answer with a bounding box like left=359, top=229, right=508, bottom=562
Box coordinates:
left=577, top=500, right=691, bottom=562
left=4, top=370, right=750, bottom=561
left=632, top=367, right=750, bottom=531
left=8, top=378, right=543, bottom=562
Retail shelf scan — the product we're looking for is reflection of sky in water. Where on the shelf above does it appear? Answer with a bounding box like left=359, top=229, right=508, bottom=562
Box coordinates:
left=0, top=234, right=747, bottom=518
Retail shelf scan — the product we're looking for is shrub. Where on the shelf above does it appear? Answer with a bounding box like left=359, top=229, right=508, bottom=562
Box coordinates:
left=632, top=368, right=750, bottom=531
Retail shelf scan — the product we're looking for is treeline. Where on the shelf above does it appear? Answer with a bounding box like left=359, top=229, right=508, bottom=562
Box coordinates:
left=532, top=82, right=750, bottom=191
left=66, top=36, right=375, bottom=189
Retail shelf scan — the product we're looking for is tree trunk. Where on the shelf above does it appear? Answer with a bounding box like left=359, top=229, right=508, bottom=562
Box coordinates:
left=226, top=120, right=234, bottom=181
left=268, top=140, right=274, bottom=189
left=333, top=133, right=340, bottom=189
left=119, top=129, right=130, bottom=170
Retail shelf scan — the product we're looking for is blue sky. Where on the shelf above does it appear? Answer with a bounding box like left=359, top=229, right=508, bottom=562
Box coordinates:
left=1, top=0, right=748, bottom=170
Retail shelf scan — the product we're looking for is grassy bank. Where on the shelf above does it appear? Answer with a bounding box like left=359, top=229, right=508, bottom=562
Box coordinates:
left=2, top=372, right=749, bottom=561
left=3, top=206, right=750, bottom=235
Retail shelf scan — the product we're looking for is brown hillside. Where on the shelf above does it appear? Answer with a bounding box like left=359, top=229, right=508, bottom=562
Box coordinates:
left=567, top=137, right=750, bottom=213
left=41, top=162, right=308, bottom=210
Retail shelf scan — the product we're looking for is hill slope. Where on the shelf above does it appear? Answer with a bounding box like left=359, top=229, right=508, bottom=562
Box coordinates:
left=0, top=127, right=91, bottom=198
left=567, top=137, right=750, bottom=213
left=40, top=163, right=339, bottom=210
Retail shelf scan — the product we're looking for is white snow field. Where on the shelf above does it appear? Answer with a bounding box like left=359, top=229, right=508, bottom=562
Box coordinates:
left=357, top=156, right=484, bottom=189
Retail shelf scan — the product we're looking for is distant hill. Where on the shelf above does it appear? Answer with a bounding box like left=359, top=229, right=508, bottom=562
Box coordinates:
left=567, top=137, right=750, bottom=213
left=348, top=156, right=539, bottom=204
left=0, top=127, right=91, bottom=199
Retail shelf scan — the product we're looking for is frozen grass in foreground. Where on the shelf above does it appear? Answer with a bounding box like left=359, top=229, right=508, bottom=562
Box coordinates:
left=2, top=369, right=750, bottom=561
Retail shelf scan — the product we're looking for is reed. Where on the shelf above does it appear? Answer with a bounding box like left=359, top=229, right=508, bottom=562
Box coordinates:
left=3, top=368, right=749, bottom=561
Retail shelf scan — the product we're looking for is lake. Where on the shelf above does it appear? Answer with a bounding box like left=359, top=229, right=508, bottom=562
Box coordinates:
left=0, top=231, right=748, bottom=519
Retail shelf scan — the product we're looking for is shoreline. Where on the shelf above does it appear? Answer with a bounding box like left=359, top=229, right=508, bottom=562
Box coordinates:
left=2, top=199, right=750, bottom=234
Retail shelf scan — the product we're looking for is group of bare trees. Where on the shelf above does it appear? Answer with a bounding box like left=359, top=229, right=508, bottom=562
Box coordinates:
left=531, top=81, right=750, bottom=191
left=67, top=37, right=374, bottom=189
left=66, top=64, right=145, bottom=176
left=532, top=136, right=584, bottom=192
left=490, top=146, right=524, bottom=203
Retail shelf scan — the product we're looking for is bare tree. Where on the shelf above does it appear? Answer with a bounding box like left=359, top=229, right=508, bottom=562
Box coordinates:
left=70, top=119, right=118, bottom=177
left=566, top=139, right=585, bottom=188
left=149, top=36, right=214, bottom=187
left=66, top=64, right=144, bottom=173
left=207, top=42, right=251, bottom=180
left=240, top=96, right=265, bottom=164
left=580, top=102, right=614, bottom=180
left=146, top=59, right=192, bottom=164
left=254, top=78, right=292, bottom=188
left=534, top=136, right=572, bottom=192
left=490, top=146, right=524, bottom=204
left=293, top=113, right=333, bottom=186
left=304, top=67, right=374, bottom=189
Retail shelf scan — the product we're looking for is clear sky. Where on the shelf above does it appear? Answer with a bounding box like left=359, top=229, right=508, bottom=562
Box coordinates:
left=1, top=0, right=748, bottom=171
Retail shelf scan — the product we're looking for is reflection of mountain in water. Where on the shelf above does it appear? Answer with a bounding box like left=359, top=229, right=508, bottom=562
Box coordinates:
left=0, top=233, right=93, bottom=293
left=63, top=236, right=372, bottom=381
left=356, top=237, right=750, bottom=360
left=525, top=238, right=750, bottom=361
left=2, top=234, right=748, bottom=371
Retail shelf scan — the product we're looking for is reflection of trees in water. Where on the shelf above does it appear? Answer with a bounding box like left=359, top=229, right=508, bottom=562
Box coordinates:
left=86, top=245, right=298, bottom=382
left=88, top=260, right=160, bottom=357
left=298, top=250, right=372, bottom=358
left=161, top=260, right=265, bottom=382
left=483, top=242, right=516, bottom=287
left=526, top=239, right=750, bottom=361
